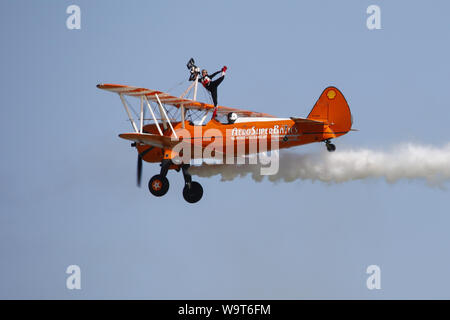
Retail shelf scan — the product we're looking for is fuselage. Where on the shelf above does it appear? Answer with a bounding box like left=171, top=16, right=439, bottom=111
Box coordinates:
left=137, top=117, right=344, bottom=163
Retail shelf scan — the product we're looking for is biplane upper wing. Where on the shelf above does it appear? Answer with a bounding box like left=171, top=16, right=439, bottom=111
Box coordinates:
left=97, top=83, right=274, bottom=118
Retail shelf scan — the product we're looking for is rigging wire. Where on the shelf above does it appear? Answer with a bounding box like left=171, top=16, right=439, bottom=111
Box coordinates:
left=122, top=77, right=218, bottom=126
left=165, top=80, right=187, bottom=94
left=201, top=85, right=213, bottom=105
left=123, top=95, right=139, bottom=118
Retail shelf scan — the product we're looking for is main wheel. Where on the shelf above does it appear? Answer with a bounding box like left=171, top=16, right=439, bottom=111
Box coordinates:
left=148, top=174, right=169, bottom=197
left=326, top=143, right=336, bottom=152
left=182, top=181, right=203, bottom=203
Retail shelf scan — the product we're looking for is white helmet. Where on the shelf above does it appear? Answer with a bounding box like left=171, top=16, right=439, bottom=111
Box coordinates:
left=228, top=112, right=238, bottom=123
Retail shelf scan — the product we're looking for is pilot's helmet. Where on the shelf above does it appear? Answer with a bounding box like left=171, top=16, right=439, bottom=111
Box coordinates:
left=228, top=112, right=238, bottom=123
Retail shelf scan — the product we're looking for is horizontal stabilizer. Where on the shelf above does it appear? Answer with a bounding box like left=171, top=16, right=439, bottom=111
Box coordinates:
left=290, top=117, right=325, bottom=125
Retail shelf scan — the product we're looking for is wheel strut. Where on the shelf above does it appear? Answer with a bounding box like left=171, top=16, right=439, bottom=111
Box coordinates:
left=181, top=164, right=203, bottom=203
left=181, top=164, right=192, bottom=187
left=159, top=159, right=172, bottom=178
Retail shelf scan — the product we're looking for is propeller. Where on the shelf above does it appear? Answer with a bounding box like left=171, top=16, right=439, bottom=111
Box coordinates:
left=136, top=105, right=148, bottom=187
left=135, top=146, right=154, bottom=187
left=137, top=154, right=143, bottom=187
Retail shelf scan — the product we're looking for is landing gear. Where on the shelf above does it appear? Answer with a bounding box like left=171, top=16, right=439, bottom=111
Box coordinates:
left=148, top=175, right=169, bottom=196
left=326, top=143, right=336, bottom=152
left=325, top=139, right=336, bottom=152
left=183, top=182, right=203, bottom=204
left=147, top=161, right=204, bottom=203
left=148, top=159, right=171, bottom=196
left=181, top=164, right=203, bottom=203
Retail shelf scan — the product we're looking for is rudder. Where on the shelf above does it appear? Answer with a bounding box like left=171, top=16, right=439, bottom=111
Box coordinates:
left=307, top=87, right=352, bottom=135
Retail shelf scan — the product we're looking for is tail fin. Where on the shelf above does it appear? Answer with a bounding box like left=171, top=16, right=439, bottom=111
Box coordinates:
left=307, top=87, right=352, bottom=134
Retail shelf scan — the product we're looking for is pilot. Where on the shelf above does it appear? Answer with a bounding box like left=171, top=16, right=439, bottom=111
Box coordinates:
left=227, top=112, right=238, bottom=124
left=197, top=66, right=227, bottom=119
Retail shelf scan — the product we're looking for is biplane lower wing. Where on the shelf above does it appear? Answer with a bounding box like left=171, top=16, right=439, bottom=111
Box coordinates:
left=119, top=133, right=179, bottom=149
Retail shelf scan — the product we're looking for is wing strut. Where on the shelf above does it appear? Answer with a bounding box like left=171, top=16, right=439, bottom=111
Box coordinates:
left=198, top=111, right=210, bottom=125
left=155, top=93, right=178, bottom=139
left=119, top=93, right=139, bottom=133
left=139, top=96, right=144, bottom=133
left=179, top=74, right=199, bottom=129
left=180, top=104, right=185, bottom=128
left=143, top=95, right=163, bottom=136
left=193, top=74, right=199, bottom=101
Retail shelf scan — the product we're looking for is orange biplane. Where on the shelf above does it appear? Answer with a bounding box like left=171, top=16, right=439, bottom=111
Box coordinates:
left=97, top=60, right=353, bottom=203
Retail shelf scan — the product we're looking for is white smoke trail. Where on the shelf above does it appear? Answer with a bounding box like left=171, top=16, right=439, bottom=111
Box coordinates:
left=188, top=143, right=450, bottom=187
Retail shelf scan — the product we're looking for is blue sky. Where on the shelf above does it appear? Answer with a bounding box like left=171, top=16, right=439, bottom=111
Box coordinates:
left=1, top=0, right=450, bottom=299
